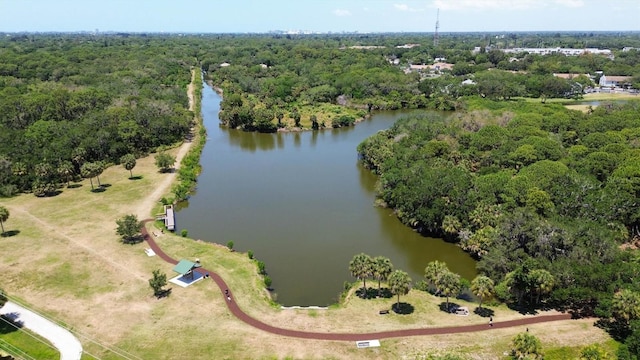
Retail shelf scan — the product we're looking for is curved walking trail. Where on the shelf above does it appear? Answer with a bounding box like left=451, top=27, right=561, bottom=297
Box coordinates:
left=141, top=221, right=571, bottom=341
left=1, top=301, right=83, bottom=360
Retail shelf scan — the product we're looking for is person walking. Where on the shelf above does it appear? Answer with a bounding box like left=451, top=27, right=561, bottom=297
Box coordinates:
left=489, top=316, right=493, bottom=327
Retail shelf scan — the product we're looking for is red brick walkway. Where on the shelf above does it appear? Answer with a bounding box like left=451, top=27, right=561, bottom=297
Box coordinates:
left=141, top=220, right=572, bottom=341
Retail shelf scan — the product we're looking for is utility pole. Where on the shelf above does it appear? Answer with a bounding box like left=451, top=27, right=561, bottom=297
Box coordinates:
left=433, top=8, right=440, bottom=47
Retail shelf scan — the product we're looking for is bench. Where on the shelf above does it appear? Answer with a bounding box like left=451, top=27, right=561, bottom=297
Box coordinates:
left=379, top=310, right=389, bottom=315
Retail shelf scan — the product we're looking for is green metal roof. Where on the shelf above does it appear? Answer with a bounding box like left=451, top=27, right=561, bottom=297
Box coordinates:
left=173, top=259, right=201, bottom=275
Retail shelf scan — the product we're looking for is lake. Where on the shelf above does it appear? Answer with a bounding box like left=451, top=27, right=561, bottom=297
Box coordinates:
left=176, top=82, right=476, bottom=306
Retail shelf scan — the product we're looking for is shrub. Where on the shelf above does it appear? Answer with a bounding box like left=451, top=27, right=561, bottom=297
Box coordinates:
left=248, top=250, right=254, bottom=259
left=257, top=261, right=266, bottom=275
left=332, top=115, right=355, bottom=128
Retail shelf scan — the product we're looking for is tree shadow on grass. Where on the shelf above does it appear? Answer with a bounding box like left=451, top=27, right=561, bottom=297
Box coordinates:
left=90, top=187, right=106, bottom=193
left=67, top=183, right=82, bottom=189
left=355, top=287, right=379, bottom=299
left=0, top=314, right=24, bottom=334
left=474, top=307, right=495, bottom=318
left=128, top=175, right=143, bottom=180
left=155, top=288, right=172, bottom=299
left=1, top=230, right=20, bottom=237
left=36, top=190, right=62, bottom=198
left=377, top=288, right=393, bottom=299
left=439, top=301, right=461, bottom=313
left=392, top=302, right=415, bottom=315
left=507, top=303, right=539, bottom=315
left=122, top=235, right=145, bottom=245
left=100, top=183, right=112, bottom=188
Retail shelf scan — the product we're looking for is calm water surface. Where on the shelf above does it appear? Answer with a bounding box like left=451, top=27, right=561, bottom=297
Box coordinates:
left=176, top=83, right=476, bottom=306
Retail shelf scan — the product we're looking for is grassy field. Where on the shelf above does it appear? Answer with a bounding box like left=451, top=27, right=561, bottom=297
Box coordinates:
left=0, top=79, right=619, bottom=359
left=0, top=319, right=59, bottom=360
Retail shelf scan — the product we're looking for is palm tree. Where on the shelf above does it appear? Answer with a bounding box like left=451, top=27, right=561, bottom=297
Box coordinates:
left=0, top=206, right=9, bottom=235
left=120, top=154, right=137, bottom=178
left=612, top=289, right=640, bottom=322
left=436, top=270, right=461, bottom=311
left=71, top=147, right=86, bottom=168
left=58, top=160, right=74, bottom=187
left=34, top=162, right=54, bottom=181
left=349, top=253, right=373, bottom=297
left=372, top=256, right=393, bottom=297
left=441, top=215, right=461, bottom=239
left=511, top=332, right=543, bottom=359
left=529, top=269, right=554, bottom=305
left=471, top=275, right=495, bottom=309
left=11, top=161, right=27, bottom=177
left=94, top=161, right=105, bottom=186
left=81, top=162, right=96, bottom=190
left=424, top=260, right=449, bottom=294
left=388, top=270, right=411, bottom=311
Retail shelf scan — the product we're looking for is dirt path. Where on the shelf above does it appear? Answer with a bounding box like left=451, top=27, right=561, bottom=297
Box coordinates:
left=133, top=69, right=197, bottom=219
left=141, top=220, right=573, bottom=341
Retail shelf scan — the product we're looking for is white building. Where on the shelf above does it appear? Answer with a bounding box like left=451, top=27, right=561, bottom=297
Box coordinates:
left=503, top=47, right=613, bottom=59
left=599, top=75, right=632, bottom=88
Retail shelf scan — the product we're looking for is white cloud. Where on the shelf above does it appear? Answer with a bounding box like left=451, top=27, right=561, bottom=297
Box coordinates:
left=431, top=0, right=541, bottom=11
left=333, top=9, right=351, bottom=17
left=431, top=0, right=585, bottom=11
left=554, top=0, right=584, bottom=7
left=394, top=3, right=424, bottom=12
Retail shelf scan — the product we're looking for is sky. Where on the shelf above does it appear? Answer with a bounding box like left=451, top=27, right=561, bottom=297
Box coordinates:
left=1, top=0, right=639, bottom=33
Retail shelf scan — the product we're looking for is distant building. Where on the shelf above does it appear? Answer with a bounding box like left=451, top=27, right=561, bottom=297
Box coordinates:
left=405, top=62, right=453, bottom=74
left=343, top=45, right=386, bottom=50
left=553, top=73, right=589, bottom=80
left=599, top=75, right=632, bottom=88
left=503, top=47, right=613, bottom=59
left=396, top=44, right=420, bottom=49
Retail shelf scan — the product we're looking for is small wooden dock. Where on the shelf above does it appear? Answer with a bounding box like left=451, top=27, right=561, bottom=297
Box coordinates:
left=162, top=205, right=175, bottom=231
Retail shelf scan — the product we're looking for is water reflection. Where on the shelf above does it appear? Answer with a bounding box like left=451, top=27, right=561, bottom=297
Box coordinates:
left=177, top=83, right=477, bottom=305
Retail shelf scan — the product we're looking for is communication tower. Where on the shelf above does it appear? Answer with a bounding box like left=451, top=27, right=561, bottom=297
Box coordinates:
left=434, top=9, right=440, bottom=47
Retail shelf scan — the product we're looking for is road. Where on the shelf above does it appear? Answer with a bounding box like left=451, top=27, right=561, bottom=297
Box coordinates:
left=1, top=301, right=82, bottom=360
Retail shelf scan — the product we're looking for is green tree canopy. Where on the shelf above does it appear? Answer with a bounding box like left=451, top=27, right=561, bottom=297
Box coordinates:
left=388, top=269, right=412, bottom=311
left=120, top=154, right=137, bottom=178
left=155, top=152, right=176, bottom=173
left=0, top=205, right=9, bottom=234
left=115, top=214, right=142, bottom=244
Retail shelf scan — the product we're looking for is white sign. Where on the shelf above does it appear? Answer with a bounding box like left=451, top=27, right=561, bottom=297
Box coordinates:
left=356, top=340, right=381, bottom=348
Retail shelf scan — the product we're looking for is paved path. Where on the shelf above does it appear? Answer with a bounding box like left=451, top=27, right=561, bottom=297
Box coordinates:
left=1, top=301, right=83, bottom=360
left=141, top=220, right=572, bottom=341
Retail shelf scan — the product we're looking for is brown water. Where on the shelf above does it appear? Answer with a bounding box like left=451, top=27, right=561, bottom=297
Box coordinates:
left=176, top=82, right=476, bottom=306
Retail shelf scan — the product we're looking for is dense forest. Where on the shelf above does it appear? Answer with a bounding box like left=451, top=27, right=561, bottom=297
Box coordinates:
left=1, top=33, right=639, bottom=196
left=0, top=34, right=194, bottom=196
left=358, top=99, right=640, bottom=356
